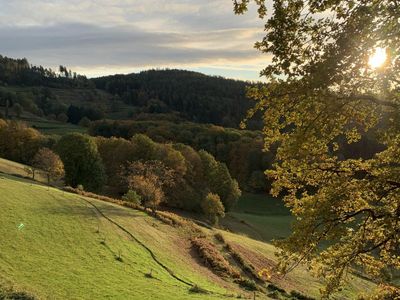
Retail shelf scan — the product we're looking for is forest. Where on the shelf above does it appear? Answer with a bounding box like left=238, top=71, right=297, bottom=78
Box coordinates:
left=92, top=70, right=262, bottom=129
left=0, top=119, right=240, bottom=222
left=0, top=55, right=261, bottom=129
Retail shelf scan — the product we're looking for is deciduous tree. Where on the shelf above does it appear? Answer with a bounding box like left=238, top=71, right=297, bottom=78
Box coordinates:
left=32, top=148, right=64, bottom=184
left=56, top=133, right=106, bottom=192
left=0, top=120, right=44, bottom=163
left=201, top=193, right=225, bottom=225
left=233, top=0, right=400, bottom=296
left=199, top=150, right=241, bottom=211
left=122, top=160, right=175, bottom=212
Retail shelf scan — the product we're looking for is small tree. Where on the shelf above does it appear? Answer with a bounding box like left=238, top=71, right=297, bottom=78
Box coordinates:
left=121, top=160, right=175, bottom=212
left=32, top=148, right=65, bottom=185
left=128, top=174, right=163, bottom=212
left=201, top=193, right=225, bottom=225
left=122, top=190, right=142, bottom=206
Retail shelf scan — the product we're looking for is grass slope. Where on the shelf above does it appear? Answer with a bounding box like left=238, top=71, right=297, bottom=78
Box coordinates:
left=223, top=193, right=293, bottom=242
left=0, top=175, right=240, bottom=299
left=0, top=165, right=376, bottom=299
left=0, top=158, right=48, bottom=184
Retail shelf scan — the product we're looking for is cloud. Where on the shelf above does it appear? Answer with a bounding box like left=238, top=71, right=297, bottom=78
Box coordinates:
left=0, top=0, right=269, bottom=80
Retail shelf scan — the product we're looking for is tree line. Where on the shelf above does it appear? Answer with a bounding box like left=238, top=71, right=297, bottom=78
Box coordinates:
left=89, top=119, right=274, bottom=193
left=0, top=55, right=93, bottom=88
left=0, top=55, right=263, bottom=133
left=0, top=119, right=240, bottom=223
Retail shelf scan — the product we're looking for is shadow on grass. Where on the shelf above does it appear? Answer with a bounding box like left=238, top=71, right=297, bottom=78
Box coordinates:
left=34, top=199, right=144, bottom=219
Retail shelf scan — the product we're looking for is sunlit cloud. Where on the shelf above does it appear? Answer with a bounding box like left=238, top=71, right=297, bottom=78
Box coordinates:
left=0, top=0, right=268, bottom=80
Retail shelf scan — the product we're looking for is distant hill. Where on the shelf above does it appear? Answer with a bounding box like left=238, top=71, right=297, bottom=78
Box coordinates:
left=0, top=55, right=261, bottom=129
left=93, top=69, right=262, bottom=129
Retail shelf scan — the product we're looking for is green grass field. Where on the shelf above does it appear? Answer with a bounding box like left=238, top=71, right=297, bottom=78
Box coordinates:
left=0, top=106, right=87, bottom=136
left=26, top=119, right=87, bottom=135
left=223, top=193, right=293, bottom=242
left=0, top=175, right=241, bottom=299
left=0, top=158, right=376, bottom=299
left=0, top=158, right=48, bottom=184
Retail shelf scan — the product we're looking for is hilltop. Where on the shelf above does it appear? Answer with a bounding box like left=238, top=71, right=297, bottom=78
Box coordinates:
left=0, top=55, right=261, bottom=129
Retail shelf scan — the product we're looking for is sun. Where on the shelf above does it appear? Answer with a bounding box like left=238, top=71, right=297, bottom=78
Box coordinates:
left=368, top=47, right=387, bottom=69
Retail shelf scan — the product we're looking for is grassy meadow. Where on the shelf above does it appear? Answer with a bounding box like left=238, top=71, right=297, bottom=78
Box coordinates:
left=0, top=174, right=238, bottom=299
left=223, top=193, right=293, bottom=242
left=0, top=165, right=377, bottom=299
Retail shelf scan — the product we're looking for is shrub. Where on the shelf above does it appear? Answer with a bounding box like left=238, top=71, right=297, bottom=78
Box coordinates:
left=154, top=211, right=205, bottom=237
left=122, top=190, right=141, bottom=205
left=225, top=243, right=260, bottom=282
left=234, top=278, right=257, bottom=291
left=267, top=284, right=287, bottom=294
left=78, top=116, right=91, bottom=127
left=290, top=290, right=316, bottom=300
left=144, top=269, right=155, bottom=279
left=201, top=193, right=225, bottom=225
left=191, top=237, right=239, bottom=278
left=214, top=232, right=226, bottom=243
left=0, top=287, right=35, bottom=300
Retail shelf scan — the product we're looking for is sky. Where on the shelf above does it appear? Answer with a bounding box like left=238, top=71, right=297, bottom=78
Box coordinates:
left=0, top=0, right=271, bottom=81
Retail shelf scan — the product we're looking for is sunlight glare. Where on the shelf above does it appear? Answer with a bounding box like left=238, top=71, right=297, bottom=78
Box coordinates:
left=368, top=47, right=387, bottom=69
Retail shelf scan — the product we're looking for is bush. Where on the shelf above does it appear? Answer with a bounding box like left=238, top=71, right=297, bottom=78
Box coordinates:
left=266, top=284, right=291, bottom=300
left=214, top=232, right=226, bottom=243
left=234, top=278, right=258, bottom=291
left=0, top=287, right=35, bottom=300
left=191, top=237, right=239, bottom=278
left=290, top=290, right=316, bottom=300
left=225, top=243, right=260, bottom=282
left=122, top=190, right=141, bottom=205
left=78, top=116, right=91, bottom=127
left=154, top=211, right=205, bottom=237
